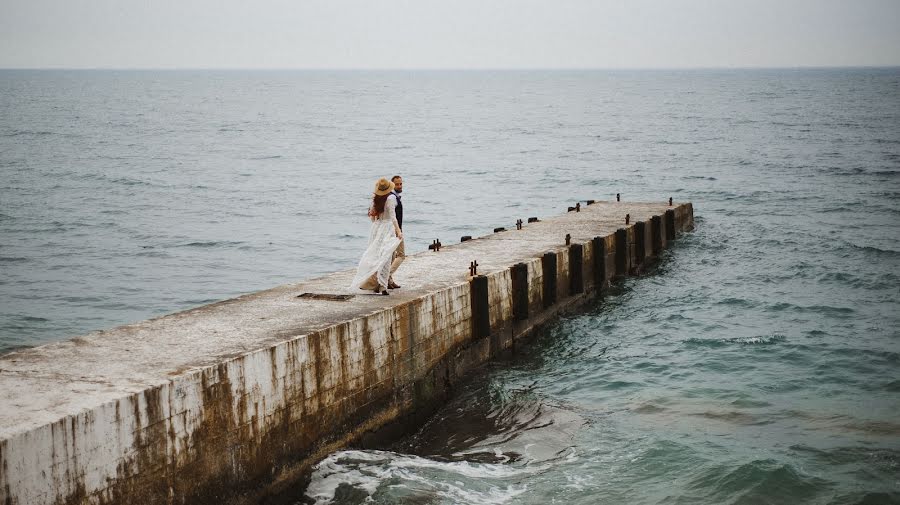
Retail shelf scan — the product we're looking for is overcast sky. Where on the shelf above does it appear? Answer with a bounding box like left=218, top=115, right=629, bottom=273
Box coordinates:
left=1, top=0, right=899, bottom=69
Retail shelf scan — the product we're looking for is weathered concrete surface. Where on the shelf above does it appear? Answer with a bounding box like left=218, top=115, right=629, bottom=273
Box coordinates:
left=0, top=201, right=694, bottom=505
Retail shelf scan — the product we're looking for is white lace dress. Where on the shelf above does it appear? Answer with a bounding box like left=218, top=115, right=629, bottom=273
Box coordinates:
left=349, top=194, right=402, bottom=292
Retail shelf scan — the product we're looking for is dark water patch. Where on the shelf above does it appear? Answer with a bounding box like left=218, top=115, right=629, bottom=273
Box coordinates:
left=839, top=420, right=900, bottom=437
left=688, top=410, right=768, bottom=426
left=686, top=459, right=831, bottom=505
left=827, top=347, right=899, bottom=365
left=789, top=444, right=900, bottom=466
left=1, top=129, right=57, bottom=137
left=729, top=398, right=772, bottom=408
left=14, top=315, right=50, bottom=323
left=633, top=403, right=668, bottom=414
left=714, top=297, right=759, bottom=309
left=180, top=298, right=222, bottom=307
left=58, top=295, right=106, bottom=304
left=816, top=271, right=859, bottom=286
left=0, top=257, right=29, bottom=263
left=884, top=380, right=900, bottom=392
left=134, top=249, right=171, bottom=258
left=174, top=240, right=245, bottom=248
left=849, top=492, right=900, bottom=504
left=765, top=302, right=855, bottom=317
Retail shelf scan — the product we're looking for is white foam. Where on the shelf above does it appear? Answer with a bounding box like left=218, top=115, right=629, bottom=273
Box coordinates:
left=305, top=449, right=542, bottom=504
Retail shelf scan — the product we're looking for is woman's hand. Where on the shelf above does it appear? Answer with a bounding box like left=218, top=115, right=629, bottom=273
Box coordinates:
left=396, top=230, right=403, bottom=239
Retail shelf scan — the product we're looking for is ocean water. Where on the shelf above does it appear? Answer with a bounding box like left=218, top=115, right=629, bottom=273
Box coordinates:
left=1, top=69, right=899, bottom=504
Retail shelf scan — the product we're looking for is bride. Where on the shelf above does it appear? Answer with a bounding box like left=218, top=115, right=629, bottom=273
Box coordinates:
left=349, top=178, right=404, bottom=295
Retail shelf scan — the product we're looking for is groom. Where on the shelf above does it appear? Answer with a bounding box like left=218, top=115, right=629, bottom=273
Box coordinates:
left=388, top=175, right=404, bottom=289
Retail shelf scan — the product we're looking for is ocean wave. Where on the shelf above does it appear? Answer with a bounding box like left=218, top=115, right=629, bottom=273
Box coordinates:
left=714, top=297, right=758, bottom=308
left=765, top=302, right=855, bottom=316
left=304, top=450, right=535, bottom=505
left=686, top=459, right=830, bottom=504
left=684, top=334, right=787, bottom=347
left=842, top=242, right=900, bottom=258
left=174, top=240, right=245, bottom=248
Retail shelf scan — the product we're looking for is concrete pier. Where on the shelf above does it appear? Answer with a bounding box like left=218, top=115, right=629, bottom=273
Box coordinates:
left=0, top=200, right=694, bottom=505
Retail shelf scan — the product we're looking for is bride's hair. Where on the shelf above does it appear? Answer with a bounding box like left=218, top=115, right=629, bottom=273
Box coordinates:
left=372, top=193, right=389, bottom=216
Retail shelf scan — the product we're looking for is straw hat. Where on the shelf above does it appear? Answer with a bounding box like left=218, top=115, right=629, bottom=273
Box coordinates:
left=374, top=177, right=395, bottom=196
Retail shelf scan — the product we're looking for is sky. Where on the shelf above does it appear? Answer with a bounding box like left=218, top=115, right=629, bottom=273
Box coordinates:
left=1, top=0, right=899, bottom=69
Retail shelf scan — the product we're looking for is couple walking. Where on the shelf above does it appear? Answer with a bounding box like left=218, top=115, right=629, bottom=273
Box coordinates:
left=349, top=175, right=405, bottom=295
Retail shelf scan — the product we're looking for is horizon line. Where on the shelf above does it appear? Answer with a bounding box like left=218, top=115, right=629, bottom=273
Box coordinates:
left=1, top=64, right=899, bottom=72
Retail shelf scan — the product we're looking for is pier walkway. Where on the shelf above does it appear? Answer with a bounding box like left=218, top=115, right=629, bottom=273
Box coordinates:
left=0, top=200, right=693, bottom=505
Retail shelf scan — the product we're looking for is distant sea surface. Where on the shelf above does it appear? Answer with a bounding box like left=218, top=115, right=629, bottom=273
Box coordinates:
left=1, top=69, right=899, bottom=504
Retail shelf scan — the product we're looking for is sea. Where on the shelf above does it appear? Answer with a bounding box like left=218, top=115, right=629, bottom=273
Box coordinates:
left=1, top=68, right=899, bottom=504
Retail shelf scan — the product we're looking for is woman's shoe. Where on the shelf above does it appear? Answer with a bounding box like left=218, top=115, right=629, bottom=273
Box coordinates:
left=381, top=290, right=389, bottom=296
left=388, top=281, right=401, bottom=289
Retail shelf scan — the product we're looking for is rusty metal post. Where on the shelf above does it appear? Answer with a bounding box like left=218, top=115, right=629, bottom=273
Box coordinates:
left=669, top=197, right=673, bottom=206
left=576, top=202, right=581, bottom=212
left=542, top=251, right=557, bottom=308
left=625, top=214, right=630, bottom=225
left=615, top=228, right=627, bottom=277
left=565, top=233, right=571, bottom=245
left=511, top=262, right=529, bottom=321
left=665, top=209, right=676, bottom=241
left=470, top=275, right=490, bottom=339
left=569, top=243, right=584, bottom=295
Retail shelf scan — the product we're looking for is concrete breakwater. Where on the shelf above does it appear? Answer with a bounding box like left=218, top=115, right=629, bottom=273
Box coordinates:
left=0, top=200, right=694, bottom=505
